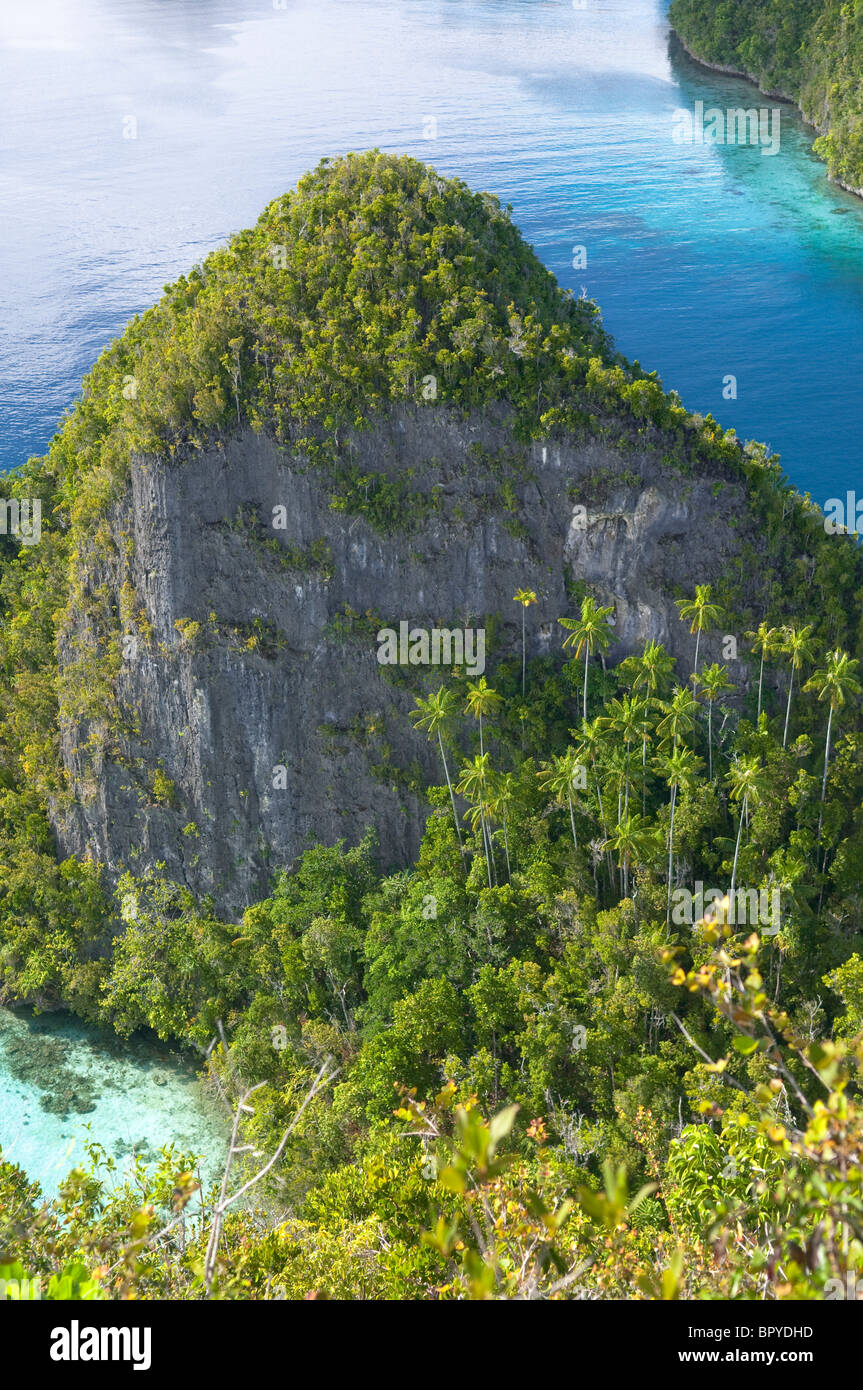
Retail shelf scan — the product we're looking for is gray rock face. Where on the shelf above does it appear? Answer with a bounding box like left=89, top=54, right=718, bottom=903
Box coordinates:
left=51, top=405, right=757, bottom=915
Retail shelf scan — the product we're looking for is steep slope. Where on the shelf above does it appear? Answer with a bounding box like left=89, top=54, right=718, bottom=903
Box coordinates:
left=54, top=410, right=783, bottom=912
left=1, top=151, right=859, bottom=919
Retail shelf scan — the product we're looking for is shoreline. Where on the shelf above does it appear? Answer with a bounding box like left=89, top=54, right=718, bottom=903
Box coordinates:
left=0, top=994, right=212, bottom=1073
left=669, top=29, right=863, bottom=202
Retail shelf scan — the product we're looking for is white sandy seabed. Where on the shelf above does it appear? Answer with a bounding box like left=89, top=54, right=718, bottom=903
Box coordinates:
left=0, top=1004, right=229, bottom=1201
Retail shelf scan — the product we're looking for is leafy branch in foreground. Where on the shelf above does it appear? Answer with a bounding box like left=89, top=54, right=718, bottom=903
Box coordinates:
left=665, top=925, right=863, bottom=1298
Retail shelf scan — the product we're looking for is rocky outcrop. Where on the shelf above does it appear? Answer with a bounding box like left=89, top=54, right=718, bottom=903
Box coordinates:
left=51, top=405, right=760, bottom=915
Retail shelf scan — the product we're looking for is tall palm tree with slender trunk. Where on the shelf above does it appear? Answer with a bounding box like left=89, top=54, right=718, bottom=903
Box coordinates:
left=622, top=639, right=673, bottom=811
left=487, top=771, right=516, bottom=880
left=631, top=638, right=676, bottom=702
left=779, top=623, right=815, bottom=748
left=573, top=716, right=615, bottom=890
left=726, top=754, right=762, bottom=896
left=410, top=686, right=465, bottom=865
left=606, top=811, right=654, bottom=901
left=456, top=753, right=494, bottom=888
left=655, top=684, right=700, bottom=752
left=599, top=694, right=649, bottom=816
left=465, top=797, right=499, bottom=887
left=698, top=663, right=734, bottom=781
left=676, top=584, right=723, bottom=684
left=745, top=621, right=779, bottom=721
left=653, top=745, right=702, bottom=935
left=464, top=676, right=502, bottom=758
left=803, top=648, right=861, bottom=846
left=537, top=749, right=583, bottom=857
left=559, top=595, right=614, bottom=721
left=513, top=588, right=537, bottom=698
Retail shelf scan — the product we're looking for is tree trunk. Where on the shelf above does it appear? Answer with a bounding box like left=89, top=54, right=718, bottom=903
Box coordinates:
left=521, top=608, right=526, bottom=698
left=730, top=797, right=746, bottom=895
left=502, top=806, right=511, bottom=879
left=583, top=649, right=590, bottom=722
left=783, top=665, right=795, bottom=747
left=478, top=803, right=493, bottom=888
left=817, top=703, right=834, bottom=846
left=665, top=784, right=677, bottom=935
left=438, top=731, right=465, bottom=865
left=593, top=765, right=615, bottom=891
left=567, top=790, right=578, bottom=854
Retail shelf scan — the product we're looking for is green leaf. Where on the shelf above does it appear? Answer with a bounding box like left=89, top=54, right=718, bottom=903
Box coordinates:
left=488, top=1103, right=519, bottom=1152
left=437, top=1165, right=466, bottom=1194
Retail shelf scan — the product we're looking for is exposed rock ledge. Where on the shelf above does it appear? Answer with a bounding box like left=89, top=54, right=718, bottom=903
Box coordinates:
left=52, top=405, right=762, bottom=915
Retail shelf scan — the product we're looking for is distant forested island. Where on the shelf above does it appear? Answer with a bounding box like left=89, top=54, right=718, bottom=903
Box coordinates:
left=670, top=0, right=863, bottom=194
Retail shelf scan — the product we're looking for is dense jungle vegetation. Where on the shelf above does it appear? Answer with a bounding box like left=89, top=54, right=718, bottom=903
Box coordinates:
left=670, top=0, right=863, bottom=191
left=2, top=152, right=863, bottom=1300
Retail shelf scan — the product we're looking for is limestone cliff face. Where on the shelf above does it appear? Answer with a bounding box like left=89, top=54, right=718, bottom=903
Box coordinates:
left=51, top=405, right=758, bottom=915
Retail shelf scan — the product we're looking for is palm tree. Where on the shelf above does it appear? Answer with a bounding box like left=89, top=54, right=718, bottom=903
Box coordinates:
left=726, top=754, right=762, bottom=896
left=744, top=621, right=779, bottom=721
left=599, top=694, right=649, bottom=816
left=675, top=584, right=723, bottom=682
left=463, top=797, right=495, bottom=886
left=573, top=715, right=615, bottom=890
left=513, top=588, right=537, bottom=698
left=653, top=745, right=702, bottom=934
left=779, top=623, right=815, bottom=748
left=464, top=676, right=502, bottom=758
left=623, top=640, right=672, bottom=811
left=487, top=770, right=516, bottom=880
left=632, top=639, right=675, bottom=700
left=411, top=687, right=465, bottom=863
left=606, top=743, right=629, bottom=833
left=606, top=811, right=653, bottom=900
left=537, top=749, right=583, bottom=856
left=698, top=663, right=734, bottom=780
left=636, top=706, right=655, bottom=816
left=655, top=684, right=700, bottom=752
left=803, top=648, right=862, bottom=845
left=456, top=753, right=494, bottom=888
left=559, top=595, right=614, bottom=721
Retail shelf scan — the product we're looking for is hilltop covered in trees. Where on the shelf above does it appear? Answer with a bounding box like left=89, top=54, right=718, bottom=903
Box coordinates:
left=1, top=153, right=863, bottom=1300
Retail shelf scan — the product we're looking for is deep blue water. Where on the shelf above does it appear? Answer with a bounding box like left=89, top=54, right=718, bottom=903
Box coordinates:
left=2, top=0, right=863, bottom=505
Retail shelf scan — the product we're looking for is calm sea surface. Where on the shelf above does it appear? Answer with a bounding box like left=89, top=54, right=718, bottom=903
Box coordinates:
left=2, top=0, right=863, bottom=500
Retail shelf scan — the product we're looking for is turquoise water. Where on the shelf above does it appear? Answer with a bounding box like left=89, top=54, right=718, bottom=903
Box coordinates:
left=0, top=1006, right=228, bottom=1200
left=2, top=0, right=863, bottom=503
